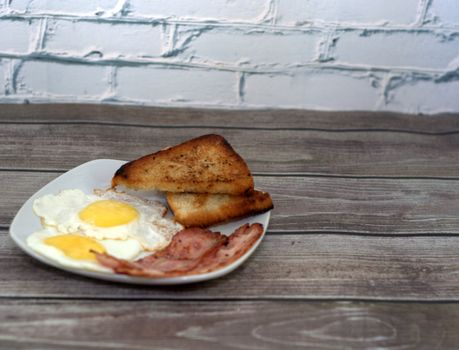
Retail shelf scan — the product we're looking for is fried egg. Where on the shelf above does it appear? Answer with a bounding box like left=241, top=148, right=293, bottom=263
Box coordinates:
left=27, top=228, right=143, bottom=272
left=33, top=189, right=182, bottom=251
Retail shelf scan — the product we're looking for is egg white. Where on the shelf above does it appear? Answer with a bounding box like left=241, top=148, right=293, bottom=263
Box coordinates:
left=33, top=189, right=182, bottom=251
left=27, top=228, right=144, bottom=272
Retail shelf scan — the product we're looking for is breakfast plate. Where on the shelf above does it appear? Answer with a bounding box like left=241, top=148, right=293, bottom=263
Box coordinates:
left=9, top=159, right=270, bottom=285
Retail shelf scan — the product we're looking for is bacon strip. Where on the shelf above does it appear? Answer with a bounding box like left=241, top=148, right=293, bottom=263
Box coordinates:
left=95, top=227, right=228, bottom=277
left=95, top=223, right=263, bottom=278
left=187, top=223, right=263, bottom=275
left=95, top=252, right=165, bottom=277
left=139, top=227, right=227, bottom=262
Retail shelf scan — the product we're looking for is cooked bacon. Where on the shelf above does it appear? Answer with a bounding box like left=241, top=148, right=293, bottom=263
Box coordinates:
left=95, top=227, right=228, bottom=277
left=186, top=223, right=263, bottom=275
left=95, top=252, right=165, bottom=277
left=95, top=223, right=264, bottom=278
left=139, top=227, right=227, bottom=262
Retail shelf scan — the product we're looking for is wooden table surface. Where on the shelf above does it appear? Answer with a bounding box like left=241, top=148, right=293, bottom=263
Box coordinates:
left=1, top=104, right=459, bottom=349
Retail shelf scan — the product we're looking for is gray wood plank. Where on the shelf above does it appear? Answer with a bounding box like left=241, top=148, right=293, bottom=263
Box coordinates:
left=0, top=299, right=457, bottom=349
left=0, top=172, right=57, bottom=227
left=2, top=230, right=459, bottom=300
left=1, top=124, right=459, bottom=177
left=2, top=171, right=458, bottom=234
left=1, top=103, right=459, bottom=133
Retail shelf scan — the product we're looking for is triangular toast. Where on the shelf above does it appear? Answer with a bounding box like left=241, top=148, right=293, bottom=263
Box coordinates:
left=112, top=134, right=254, bottom=194
left=166, top=190, right=273, bottom=227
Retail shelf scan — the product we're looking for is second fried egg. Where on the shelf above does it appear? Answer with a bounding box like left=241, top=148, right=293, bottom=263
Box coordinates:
left=27, top=228, right=143, bottom=272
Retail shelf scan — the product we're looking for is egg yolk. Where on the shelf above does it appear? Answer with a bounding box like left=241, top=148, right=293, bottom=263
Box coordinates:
left=44, top=234, right=106, bottom=261
left=78, top=200, right=139, bottom=227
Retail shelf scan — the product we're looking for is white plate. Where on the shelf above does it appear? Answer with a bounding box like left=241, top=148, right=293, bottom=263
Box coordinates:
left=9, top=159, right=270, bottom=285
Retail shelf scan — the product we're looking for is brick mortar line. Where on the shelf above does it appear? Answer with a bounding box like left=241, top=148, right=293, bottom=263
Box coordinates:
left=1, top=13, right=459, bottom=33
left=0, top=52, right=450, bottom=76
left=415, top=0, right=433, bottom=26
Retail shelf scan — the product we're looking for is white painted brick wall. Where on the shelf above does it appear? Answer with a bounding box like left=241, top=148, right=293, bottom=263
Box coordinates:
left=117, top=66, right=237, bottom=104
left=44, top=19, right=163, bottom=58
left=389, top=79, right=459, bottom=113
left=333, top=31, right=459, bottom=69
left=0, top=60, right=5, bottom=95
left=9, top=0, right=118, bottom=16
left=127, top=0, right=269, bottom=22
left=179, top=27, right=321, bottom=66
left=244, top=72, right=381, bottom=110
left=0, top=19, right=39, bottom=53
left=0, top=0, right=458, bottom=114
left=276, top=0, right=420, bottom=25
left=16, top=61, right=108, bottom=97
left=427, top=0, right=459, bottom=25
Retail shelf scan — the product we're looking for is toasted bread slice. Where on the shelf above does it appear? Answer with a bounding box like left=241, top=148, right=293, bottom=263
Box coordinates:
left=167, top=190, right=273, bottom=227
left=112, top=134, right=254, bottom=194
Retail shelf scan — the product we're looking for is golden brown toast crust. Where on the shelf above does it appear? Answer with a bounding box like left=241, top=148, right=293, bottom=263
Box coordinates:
left=167, top=190, right=274, bottom=227
left=112, top=134, right=254, bottom=194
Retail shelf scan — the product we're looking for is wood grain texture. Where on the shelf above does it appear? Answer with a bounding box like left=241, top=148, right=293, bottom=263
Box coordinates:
left=0, top=299, right=457, bottom=349
left=3, top=230, right=459, bottom=300
left=1, top=103, right=459, bottom=133
left=3, top=104, right=459, bottom=345
left=2, top=172, right=459, bottom=234
left=1, top=122, right=459, bottom=177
